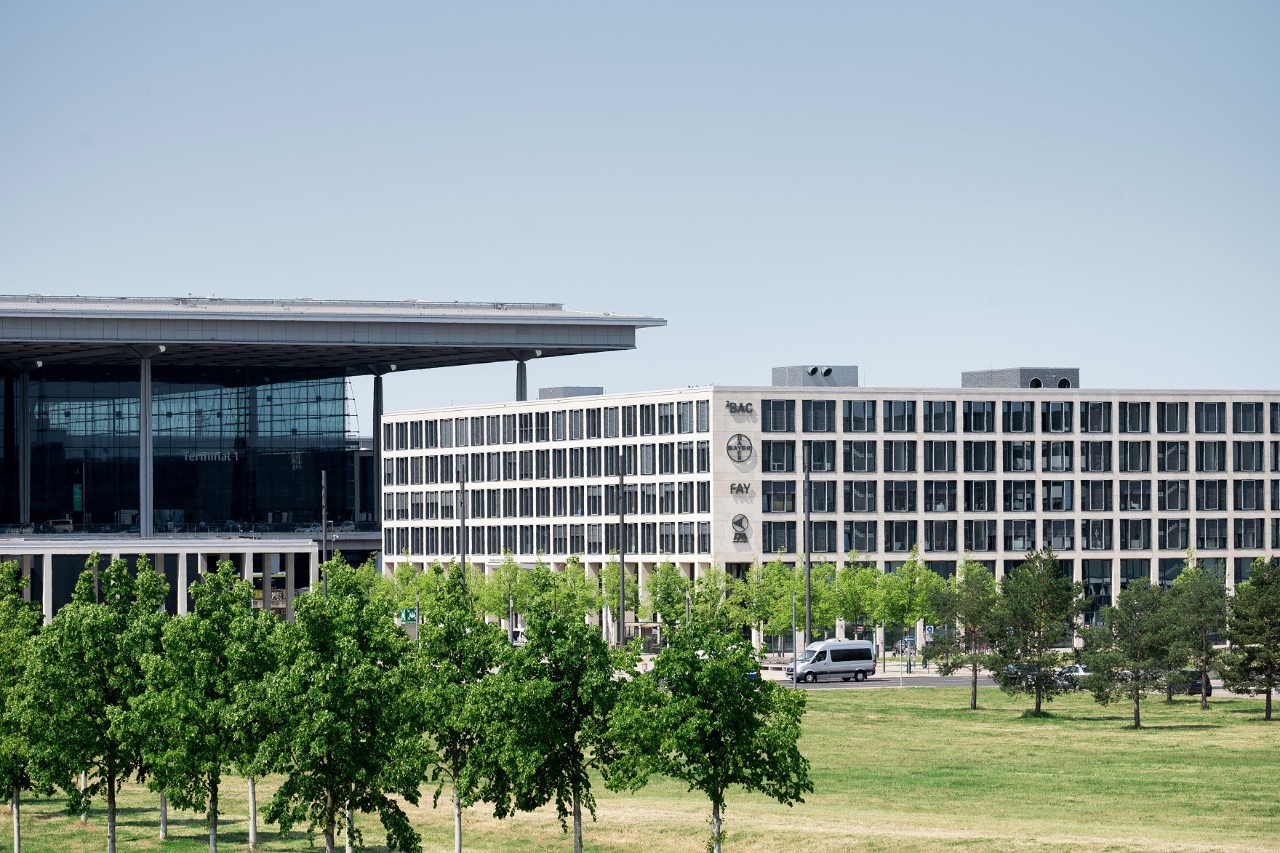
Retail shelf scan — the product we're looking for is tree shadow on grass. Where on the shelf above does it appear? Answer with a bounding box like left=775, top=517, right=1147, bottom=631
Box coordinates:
left=1133, top=724, right=1220, bottom=731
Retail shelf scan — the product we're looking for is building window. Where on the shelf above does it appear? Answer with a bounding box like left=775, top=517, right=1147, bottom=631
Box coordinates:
left=808, top=480, right=837, bottom=513
left=1196, top=441, right=1227, bottom=473
left=964, top=480, right=996, bottom=512
left=622, top=406, right=637, bottom=437
left=924, top=480, right=956, bottom=512
left=1159, top=519, right=1189, bottom=550
left=1119, top=480, right=1151, bottom=511
left=677, top=441, right=695, bottom=473
left=761, top=400, right=795, bottom=432
left=884, top=400, right=916, bottom=432
left=1082, top=402, right=1111, bottom=433
left=1004, top=480, right=1035, bottom=512
left=1082, top=519, right=1112, bottom=550
left=698, top=521, right=711, bottom=553
left=696, top=400, right=710, bottom=433
left=1236, top=518, right=1264, bottom=549
left=1235, top=479, right=1265, bottom=511
left=763, top=521, right=797, bottom=553
left=1120, top=519, right=1151, bottom=550
left=924, top=401, right=955, bottom=433
left=844, top=480, right=876, bottom=513
left=1044, top=519, right=1074, bottom=551
left=1081, top=480, right=1112, bottom=512
left=1196, top=480, right=1227, bottom=511
left=1196, top=518, right=1227, bottom=550
left=762, top=441, right=796, bottom=473
left=924, top=520, right=957, bottom=552
left=1157, top=402, right=1188, bottom=434
left=884, top=480, right=917, bottom=513
left=1159, top=479, right=1188, bottom=511
left=808, top=521, right=838, bottom=553
left=843, top=400, right=875, bottom=432
left=762, top=481, right=795, bottom=513
left=924, top=440, right=956, bottom=473
left=1042, top=402, right=1074, bottom=433
left=1118, top=402, right=1149, bottom=433
left=1195, top=402, right=1225, bottom=434
left=603, top=408, right=619, bottom=439
left=885, top=440, right=916, bottom=473
left=964, top=519, right=997, bottom=551
left=1235, top=441, right=1264, bottom=473
left=844, top=440, right=876, bottom=473
left=657, top=403, right=675, bottom=435
left=804, top=440, right=837, bottom=473
left=963, top=401, right=995, bottom=433
left=1003, top=440, right=1035, bottom=473
left=1118, top=441, right=1150, bottom=473
left=639, top=405, right=656, bottom=437
left=1043, top=481, right=1074, bottom=512
left=845, top=520, right=878, bottom=554
left=1076, top=441, right=1109, bottom=473
left=1002, top=401, right=1034, bottom=433
left=885, top=520, right=917, bottom=552
left=802, top=399, right=836, bottom=432
left=964, top=440, right=996, bottom=473
left=1082, top=560, right=1112, bottom=625
left=1004, top=520, right=1036, bottom=552
left=1157, top=440, right=1188, bottom=473
left=1042, top=441, right=1073, bottom=472
left=696, top=441, right=710, bottom=473
left=1234, top=402, right=1264, bottom=434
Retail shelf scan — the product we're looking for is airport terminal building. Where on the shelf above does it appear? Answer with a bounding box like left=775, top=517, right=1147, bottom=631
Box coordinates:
left=0, top=294, right=662, bottom=621
left=381, top=366, right=1280, bottom=627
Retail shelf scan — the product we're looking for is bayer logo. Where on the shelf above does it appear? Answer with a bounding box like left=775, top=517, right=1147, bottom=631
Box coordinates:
left=726, top=434, right=753, bottom=463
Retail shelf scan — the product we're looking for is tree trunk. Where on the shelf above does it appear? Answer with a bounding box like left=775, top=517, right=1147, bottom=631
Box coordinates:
left=160, top=791, right=167, bottom=840
left=1267, top=687, right=1273, bottom=722
left=79, top=772, right=88, bottom=824
left=1034, top=681, right=1042, bottom=714
left=1164, top=682, right=1174, bottom=704
left=208, top=776, right=218, bottom=853
left=345, top=801, right=354, bottom=853
left=1133, top=689, right=1142, bottom=729
left=106, top=769, right=117, bottom=853
left=324, top=790, right=335, bottom=853
left=710, top=799, right=722, bottom=853
left=12, top=785, right=19, bottom=853
left=452, top=785, right=463, bottom=853
left=1200, top=664, right=1209, bottom=711
left=970, top=660, right=978, bottom=711
left=247, top=777, right=257, bottom=850
left=572, top=789, right=583, bottom=853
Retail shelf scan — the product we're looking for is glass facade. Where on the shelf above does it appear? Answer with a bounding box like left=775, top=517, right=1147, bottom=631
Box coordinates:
left=3, top=367, right=355, bottom=533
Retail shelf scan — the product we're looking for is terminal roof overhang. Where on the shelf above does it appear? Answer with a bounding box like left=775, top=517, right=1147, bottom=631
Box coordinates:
left=0, top=295, right=665, bottom=380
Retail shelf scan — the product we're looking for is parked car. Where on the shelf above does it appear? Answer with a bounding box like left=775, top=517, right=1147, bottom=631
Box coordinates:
left=785, top=639, right=877, bottom=683
left=1057, top=664, right=1092, bottom=688
left=1167, top=669, right=1213, bottom=697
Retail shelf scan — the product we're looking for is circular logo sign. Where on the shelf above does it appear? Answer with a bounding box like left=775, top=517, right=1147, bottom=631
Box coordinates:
left=731, top=514, right=750, bottom=543
left=726, top=434, right=753, bottom=463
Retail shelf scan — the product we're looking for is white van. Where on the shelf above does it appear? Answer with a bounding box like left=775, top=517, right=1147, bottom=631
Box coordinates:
left=785, top=639, right=877, bottom=683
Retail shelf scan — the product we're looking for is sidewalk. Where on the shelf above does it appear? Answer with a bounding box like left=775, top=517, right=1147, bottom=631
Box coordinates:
left=759, top=656, right=949, bottom=681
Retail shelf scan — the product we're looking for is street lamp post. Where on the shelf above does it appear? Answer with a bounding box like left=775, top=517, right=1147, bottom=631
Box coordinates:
left=459, top=464, right=468, bottom=583
left=617, top=450, right=626, bottom=649
left=803, top=443, right=812, bottom=649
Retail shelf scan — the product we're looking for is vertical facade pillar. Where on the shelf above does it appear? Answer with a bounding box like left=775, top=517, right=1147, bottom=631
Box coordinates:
left=372, top=374, right=384, bottom=529
left=310, top=547, right=320, bottom=589
left=262, top=554, right=273, bottom=614
left=516, top=361, right=528, bottom=402
left=139, top=356, right=154, bottom=538
left=284, top=552, right=295, bottom=622
left=18, top=372, right=30, bottom=524
left=42, top=554, right=53, bottom=625
left=177, top=552, right=189, bottom=615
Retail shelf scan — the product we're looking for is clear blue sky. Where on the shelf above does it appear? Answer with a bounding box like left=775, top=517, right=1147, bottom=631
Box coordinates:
left=3, top=3, right=1277, bottom=430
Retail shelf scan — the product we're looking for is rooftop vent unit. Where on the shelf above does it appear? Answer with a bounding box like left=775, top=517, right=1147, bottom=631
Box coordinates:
left=771, top=365, right=858, bottom=388
left=961, top=368, right=1080, bottom=389
left=538, top=386, right=604, bottom=399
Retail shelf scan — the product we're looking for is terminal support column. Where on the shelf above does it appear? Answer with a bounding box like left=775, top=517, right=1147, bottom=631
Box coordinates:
left=373, top=374, right=383, bottom=527
left=18, top=372, right=30, bottom=524
left=139, top=355, right=155, bottom=538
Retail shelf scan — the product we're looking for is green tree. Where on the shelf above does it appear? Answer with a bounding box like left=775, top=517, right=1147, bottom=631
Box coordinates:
left=833, top=559, right=881, bottom=640
left=608, top=616, right=812, bottom=853
left=1222, top=557, right=1280, bottom=721
left=0, top=561, right=43, bottom=852
left=806, top=561, right=840, bottom=639
left=1080, top=580, right=1180, bottom=728
left=757, top=558, right=799, bottom=640
left=403, top=563, right=515, bottom=853
left=876, top=546, right=943, bottom=665
left=134, top=560, right=276, bottom=853
left=923, top=560, right=999, bottom=710
left=642, top=561, right=690, bottom=641
left=988, top=549, right=1082, bottom=714
left=259, top=557, right=420, bottom=853
left=601, top=555, right=639, bottom=645
left=15, top=554, right=167, bottom=853
left=1169, top=558, right=1228, bottom=710
left=730, top=562, right=773, bottom=649
left=501, top=572, right=638, bottom=853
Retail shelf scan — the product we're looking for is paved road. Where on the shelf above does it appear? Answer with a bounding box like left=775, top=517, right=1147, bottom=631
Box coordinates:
left=778, top=672, right=999, bottom=690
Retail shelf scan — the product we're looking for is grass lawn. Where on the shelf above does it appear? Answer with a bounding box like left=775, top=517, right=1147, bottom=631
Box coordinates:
left=8, top=687, right=1279, bottom=852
